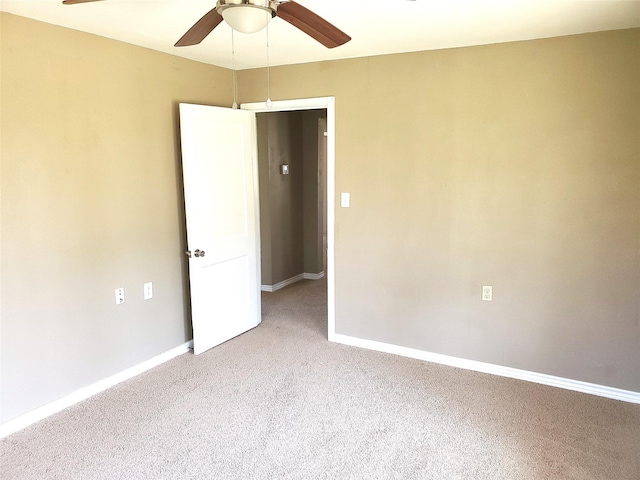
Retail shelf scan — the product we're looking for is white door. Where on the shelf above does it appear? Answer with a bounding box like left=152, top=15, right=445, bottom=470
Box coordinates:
left=179, top=103, right=261, bottom=355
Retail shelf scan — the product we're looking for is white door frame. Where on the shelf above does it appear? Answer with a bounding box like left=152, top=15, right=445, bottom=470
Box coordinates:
left=241, top=97, right=336, bottom=341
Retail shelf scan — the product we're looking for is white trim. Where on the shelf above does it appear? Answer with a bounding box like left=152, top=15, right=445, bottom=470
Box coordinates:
left=303, top=271, right=325, bottom=280
left=241, top=97, right=334, bottom=113
left=241, top=97, right=336, bottom=342
left=261, top=273, right=304, bottom=292
left=0, top=341, right=194, bottom=439
left=261, top=272, right=325, bottom=292
left=332, top=334, right=640, bottom=404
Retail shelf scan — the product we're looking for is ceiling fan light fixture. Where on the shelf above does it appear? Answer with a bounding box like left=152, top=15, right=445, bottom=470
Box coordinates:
left=217, top=0, right=275, bottom=34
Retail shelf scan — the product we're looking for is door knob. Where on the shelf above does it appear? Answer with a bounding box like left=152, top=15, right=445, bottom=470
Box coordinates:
left=194, top=249, right=206, bottom=258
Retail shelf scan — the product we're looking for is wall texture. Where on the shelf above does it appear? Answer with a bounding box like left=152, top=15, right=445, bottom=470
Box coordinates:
left=239, top=29, right=640, bottom=392
left=1, top=12, right=638, bottom=428
left=0, top=13, right=232, bottom=422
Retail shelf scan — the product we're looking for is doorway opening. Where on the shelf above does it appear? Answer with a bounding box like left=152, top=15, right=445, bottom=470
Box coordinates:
left=242, top=98, right=336, bottom=340
left=255, top=109, right=327, bottom=290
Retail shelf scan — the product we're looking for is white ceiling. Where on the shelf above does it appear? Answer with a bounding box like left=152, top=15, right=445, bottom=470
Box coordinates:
left=2, top=0, right=639, bottom=70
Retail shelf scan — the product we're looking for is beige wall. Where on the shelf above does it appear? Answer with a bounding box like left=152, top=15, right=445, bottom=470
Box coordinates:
left=1, top=11, right=638, bottom=427
left=239, top=29, right=640, bottom=392
left=0, top=13, right=232, bottom=422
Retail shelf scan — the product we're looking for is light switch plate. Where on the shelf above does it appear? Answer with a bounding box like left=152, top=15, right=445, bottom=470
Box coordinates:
left=115, top=288, right=125, bottom=305
left=341, top=192, right=350, bottom=208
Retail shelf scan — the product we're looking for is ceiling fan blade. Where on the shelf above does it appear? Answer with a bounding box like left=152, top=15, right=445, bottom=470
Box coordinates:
left=276, top=1, right=351, bottom=49
left=62, top=0, right=106, bottom=4
left=175, top=8, right=224, bottom=47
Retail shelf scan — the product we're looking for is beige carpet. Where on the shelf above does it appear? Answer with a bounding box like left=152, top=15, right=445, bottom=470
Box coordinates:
left=2, top=278, right=639, bottom=479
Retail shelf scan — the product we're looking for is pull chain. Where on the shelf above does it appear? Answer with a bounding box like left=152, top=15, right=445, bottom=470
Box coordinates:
left=232, top=29, right=238, bottom=109
left=266, top=21, right=272, bottom=108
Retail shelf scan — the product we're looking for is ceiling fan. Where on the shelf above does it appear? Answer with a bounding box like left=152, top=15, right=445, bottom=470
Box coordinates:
left=62, top=0, right=352, bottom=49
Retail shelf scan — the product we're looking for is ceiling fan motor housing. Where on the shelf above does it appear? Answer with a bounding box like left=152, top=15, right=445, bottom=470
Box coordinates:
left=216, top=0, right=280, bottom=34
left=216, top=0, right=278, bottom=15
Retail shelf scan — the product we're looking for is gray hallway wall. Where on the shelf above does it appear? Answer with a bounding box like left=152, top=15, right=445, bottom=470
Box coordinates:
left=257, top=110, right=326, bottom=287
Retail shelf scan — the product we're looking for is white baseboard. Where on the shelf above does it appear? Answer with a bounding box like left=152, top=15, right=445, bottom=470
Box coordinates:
left=262, top=271, right=325, bottom=292
left=303, top=271, right=325, bottom=281
left=331, top=334, right=640, bottom=404
left=0, top=340, right=194, bottom=439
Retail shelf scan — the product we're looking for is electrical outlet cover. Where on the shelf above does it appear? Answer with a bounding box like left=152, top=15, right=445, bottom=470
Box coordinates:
left=482, top=285, right=492, bottom=301
left=144, top=282, right=153, bottom=300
